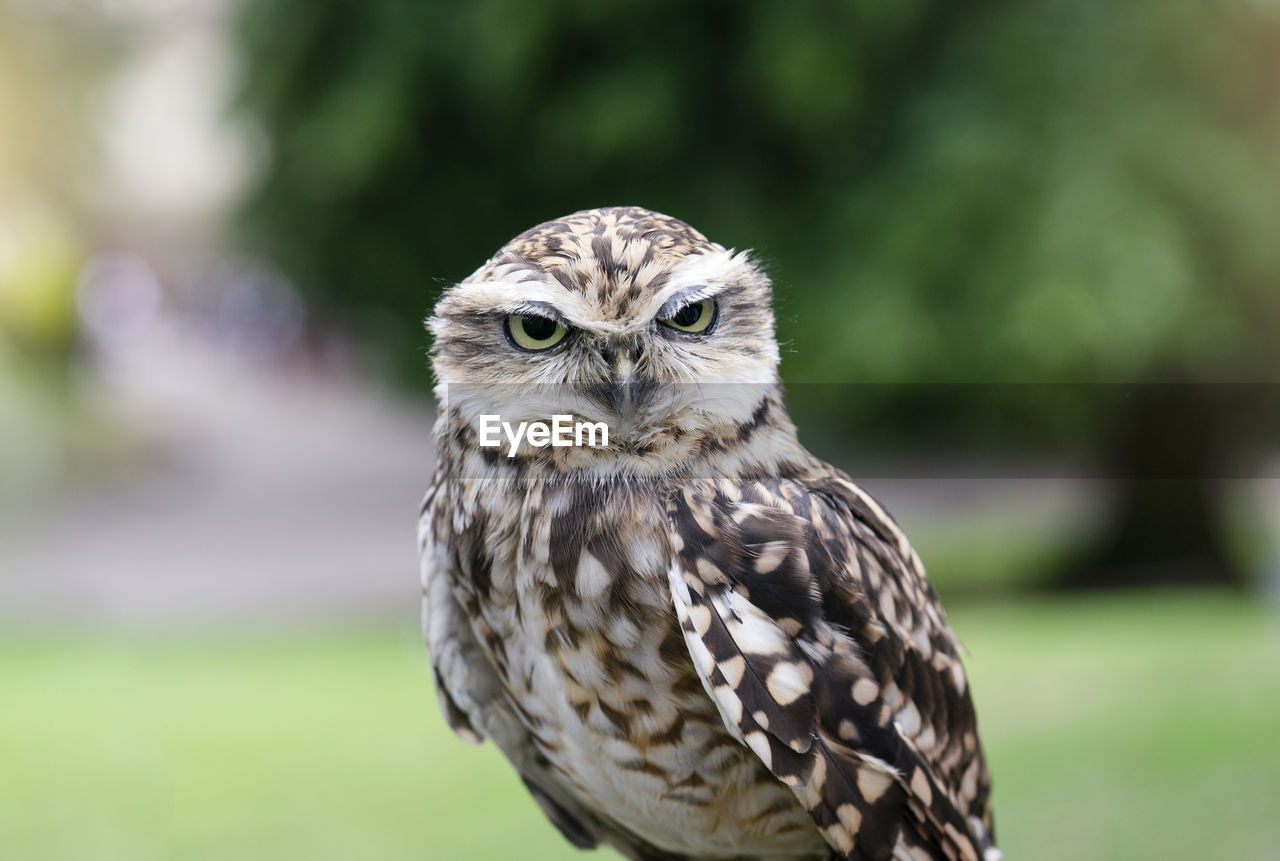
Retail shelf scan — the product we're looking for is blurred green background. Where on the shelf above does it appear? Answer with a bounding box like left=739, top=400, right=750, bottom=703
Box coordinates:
left=2, top=1, right=1279, bottom=859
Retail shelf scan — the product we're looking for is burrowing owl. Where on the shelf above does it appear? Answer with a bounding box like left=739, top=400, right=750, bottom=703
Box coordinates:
left=419, top=207, right=998, bottom=861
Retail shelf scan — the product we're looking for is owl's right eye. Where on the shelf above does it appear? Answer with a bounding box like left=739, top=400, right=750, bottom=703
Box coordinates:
left=505, top=314, right=568, bottom=352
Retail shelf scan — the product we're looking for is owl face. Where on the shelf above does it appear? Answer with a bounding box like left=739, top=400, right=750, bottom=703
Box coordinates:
left=429, top=207, right=785, bottom=463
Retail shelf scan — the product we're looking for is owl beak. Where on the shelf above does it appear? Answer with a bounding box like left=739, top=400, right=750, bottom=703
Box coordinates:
left=609, top=348, right=639, bottom=420
left=584, top=344, right=649, bottom=422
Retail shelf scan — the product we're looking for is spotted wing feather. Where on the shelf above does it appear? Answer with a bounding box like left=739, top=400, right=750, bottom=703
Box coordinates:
left=666, top=478, right=997, bottom=861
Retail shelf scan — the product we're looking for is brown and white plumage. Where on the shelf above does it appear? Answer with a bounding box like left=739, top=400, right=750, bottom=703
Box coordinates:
left=419, top=207, right=998, bottom=860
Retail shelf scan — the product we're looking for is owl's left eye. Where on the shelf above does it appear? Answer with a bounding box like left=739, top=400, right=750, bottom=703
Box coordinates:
left=505, top=314, right=568, bottom=351
left=660, top=299, right=717, bottom=334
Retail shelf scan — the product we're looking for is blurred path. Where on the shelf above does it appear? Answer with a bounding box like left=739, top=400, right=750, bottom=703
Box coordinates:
left=0, top=324, right=435, bottom=630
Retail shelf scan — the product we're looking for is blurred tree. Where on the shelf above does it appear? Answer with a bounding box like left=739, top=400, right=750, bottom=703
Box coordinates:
left=235, top=0, right=1280, bottom=587
left=0, top=7, right=117, bottom=377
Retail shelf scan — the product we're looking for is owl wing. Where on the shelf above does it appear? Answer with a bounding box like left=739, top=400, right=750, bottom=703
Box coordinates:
left=665, top=475, right=997, bottom=861
left=418, top=481, right=605, bottom=853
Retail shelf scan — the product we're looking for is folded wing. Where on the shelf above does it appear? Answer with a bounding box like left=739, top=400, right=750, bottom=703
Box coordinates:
left=665, top=477, right=997, bottom=861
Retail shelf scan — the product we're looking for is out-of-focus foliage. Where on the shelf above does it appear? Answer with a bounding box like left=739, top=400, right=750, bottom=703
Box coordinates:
left=235, top=0, right=1280, bottom=393
left=0, top=6, right=119, bottom=362
left=0, top=205, right=81, bottom=356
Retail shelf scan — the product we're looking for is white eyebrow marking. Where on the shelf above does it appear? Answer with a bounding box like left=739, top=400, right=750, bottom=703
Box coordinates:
left=657, top=284, right=722, bottom=320
left=447, top=246, right=757, bottom=336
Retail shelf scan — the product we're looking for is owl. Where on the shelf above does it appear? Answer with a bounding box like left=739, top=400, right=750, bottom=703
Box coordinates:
left=419, top=207, right=999, bottom=861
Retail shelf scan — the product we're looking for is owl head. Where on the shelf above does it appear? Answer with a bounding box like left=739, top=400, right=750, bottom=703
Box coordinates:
left=429, top=207, right=795, bottom=473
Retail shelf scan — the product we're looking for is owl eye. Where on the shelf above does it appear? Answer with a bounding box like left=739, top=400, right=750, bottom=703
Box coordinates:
left=505, top=314, right=568, bottom=351
left=660, top=299, right=717, bottom=333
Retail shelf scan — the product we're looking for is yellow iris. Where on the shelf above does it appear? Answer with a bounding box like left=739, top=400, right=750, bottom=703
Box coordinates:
left=505, top=314, right=567, bottom=351
left=661, top=299, right=717, bottom=333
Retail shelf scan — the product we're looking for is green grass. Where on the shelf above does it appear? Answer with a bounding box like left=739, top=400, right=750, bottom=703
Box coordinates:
left=960, top=593, right=1280, bottom=860
left=2, top=593, right=1278, bottom=860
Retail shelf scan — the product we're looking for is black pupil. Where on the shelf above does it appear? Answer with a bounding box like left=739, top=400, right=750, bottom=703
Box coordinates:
left=521, top=315, right=557, bottom=340
left=672, top=302, right=702, bottom=327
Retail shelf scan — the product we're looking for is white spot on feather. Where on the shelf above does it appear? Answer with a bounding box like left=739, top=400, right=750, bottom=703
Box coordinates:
left=687, top=496, right=718, bottom=535
left=945, top=823, right=979, bottom=861
left=731, top=502, right=770, bottom=523
left=879, top=590, right=899, bottom=627
left=825, top=824, right=854, bottom=855
left=910, top=627, right=933, bottom=659
left=714, top=591, right=789, bottom=656
left=718, top=656, right=746, bottom=687
left=765, top=661, right=812, bottom=706
left=910, top=768, right=933, bottom=806
left=666, top=562, right=692, bottom=606
left=836, top=804, right=862, bottom=842
left=852, top=678, right=880, bottom=706
left=713, top=685, right=743, bottom=726
left=961, top=758, right=980, bottom=802
left=687, top=604, right=713, bottom=637
left=744, top=731, right=773, bottom=769
left=895, top=702, right=921, bottom=738
left=857, top=766, right=894, bottom=804
left=753, top=541, right=789, bottom=573
left=575, top=551, right=610, bottom=599
left=696, top=557, right=725, bottom=583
